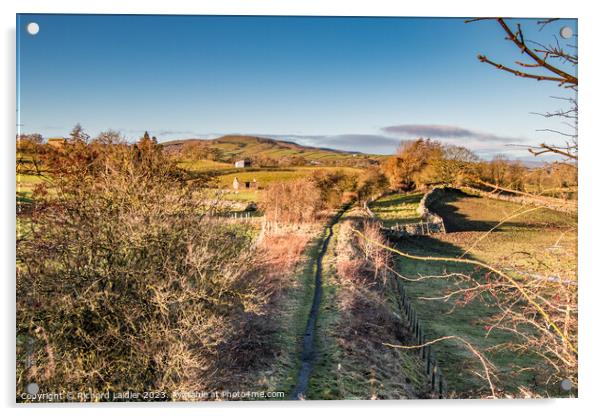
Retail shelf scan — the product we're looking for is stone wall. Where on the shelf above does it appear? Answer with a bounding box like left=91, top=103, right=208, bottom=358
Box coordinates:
left=387, top=218, right=445, bottom=238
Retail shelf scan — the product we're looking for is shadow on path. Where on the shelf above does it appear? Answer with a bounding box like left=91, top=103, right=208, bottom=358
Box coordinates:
left=290, top=204, right=350, bottom=400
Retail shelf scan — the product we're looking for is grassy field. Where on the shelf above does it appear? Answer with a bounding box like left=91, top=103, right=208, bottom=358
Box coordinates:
left=17, top=173, right=46, bottom=197
left=431, top=189, right=577, bottom=276
left=388, top=190, right=577, bottom=397
left=166, top=136, right=374, bottom=207
left=216, top=166, right=362, bottom=188
left=191, top=165, right=364, bottom=204
left=369, top=192, right=424, bottom=228
left=178, top=159, right=232, bottom=172
left=217, top=169, right=306, bottom=188
left=220, top=189, right=262, bottom=203
left=17, top=153, right=363, bottom=206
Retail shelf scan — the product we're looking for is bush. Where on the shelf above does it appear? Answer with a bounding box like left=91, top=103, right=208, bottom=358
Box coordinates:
left=356, top=168, right=389, bottom=206
left=310, top=169, right=357, bottom=209
left=260, top=179, right=321, bottom=225
left=16, top=135, right=269, bottom=399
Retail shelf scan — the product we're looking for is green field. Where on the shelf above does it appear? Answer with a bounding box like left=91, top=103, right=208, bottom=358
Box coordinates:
left=188, top=165, right=364, bottom=204
left=388, top=190, right=577, bottom=397
left=369, top=192, right=424, bottom=227
left=178, top=159, right=232, bottom=172
left=16, top=152, right=364, bottom=206
left=164, top=135, right=378, bottom=206
left=220, top=189, right=262, bottom=203
left=430, top=189, right=577, bottom=274
left=217, top=166, right=362, bottom=188
left=17, top=173, right=47, bottom=201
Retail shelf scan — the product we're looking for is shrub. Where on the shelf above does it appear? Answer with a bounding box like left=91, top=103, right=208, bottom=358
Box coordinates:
left=310, top=169, right=357, bottom=209
left=16, top=134, right=269, bottom=400
left=356, top=168, right=389, bottom=206
left=260, top=179, right=321, bottom=225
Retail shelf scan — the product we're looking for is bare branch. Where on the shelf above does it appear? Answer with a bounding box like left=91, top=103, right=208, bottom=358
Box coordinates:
left=477, top=55, right=569, bottom=84
left=353, top=228, right=578, bottom=354
left=496, top=18, right=578, bottom=86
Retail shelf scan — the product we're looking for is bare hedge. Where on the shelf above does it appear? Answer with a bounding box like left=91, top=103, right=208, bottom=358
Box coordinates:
left=17, top=137, right=269, bottom=400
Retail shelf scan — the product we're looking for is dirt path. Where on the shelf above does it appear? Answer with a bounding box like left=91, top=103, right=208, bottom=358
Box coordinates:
left=290, top=207, right=348, bottom=400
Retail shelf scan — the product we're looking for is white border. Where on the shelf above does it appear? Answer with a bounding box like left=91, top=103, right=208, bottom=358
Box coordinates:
left=2, top=1, right=601, bottom=415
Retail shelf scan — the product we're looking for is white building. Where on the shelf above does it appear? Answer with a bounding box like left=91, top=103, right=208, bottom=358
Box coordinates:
left=234, top=159, right=250, bottom=168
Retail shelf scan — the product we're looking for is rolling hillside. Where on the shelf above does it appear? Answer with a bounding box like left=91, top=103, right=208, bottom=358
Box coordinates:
left=162, top=135, right=383, bottom=164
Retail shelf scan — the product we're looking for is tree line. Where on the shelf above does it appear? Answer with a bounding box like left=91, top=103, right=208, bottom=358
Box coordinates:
left=382, top=138, right=577, bottom=200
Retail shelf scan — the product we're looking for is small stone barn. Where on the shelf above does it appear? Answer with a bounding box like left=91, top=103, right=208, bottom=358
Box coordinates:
left=234, top=159, right=251, bottom=168
left=233, top=177, right=258, bottom=190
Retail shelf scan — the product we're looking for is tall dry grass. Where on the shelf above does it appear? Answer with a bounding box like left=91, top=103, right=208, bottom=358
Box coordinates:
left=330, top=212, right=427, bottom=399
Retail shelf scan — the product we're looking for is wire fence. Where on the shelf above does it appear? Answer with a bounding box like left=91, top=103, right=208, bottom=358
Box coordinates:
left=390, top=273, right=448, bottom=398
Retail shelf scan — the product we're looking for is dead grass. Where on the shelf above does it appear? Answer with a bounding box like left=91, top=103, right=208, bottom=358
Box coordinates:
left=258, top=232, right=312, bottom=289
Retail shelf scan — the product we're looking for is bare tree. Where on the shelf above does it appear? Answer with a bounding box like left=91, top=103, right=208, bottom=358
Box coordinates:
left=468, top=18, right=577, bottom=160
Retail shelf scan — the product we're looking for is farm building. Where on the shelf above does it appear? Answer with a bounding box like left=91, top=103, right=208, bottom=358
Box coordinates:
left=234, top=159, right=251, bottom=168
left=232, top=177, right=258, bottom=190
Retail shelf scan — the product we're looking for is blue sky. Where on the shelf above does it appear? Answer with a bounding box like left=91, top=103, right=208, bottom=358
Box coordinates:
left=16, top=14, right=577, bottom=159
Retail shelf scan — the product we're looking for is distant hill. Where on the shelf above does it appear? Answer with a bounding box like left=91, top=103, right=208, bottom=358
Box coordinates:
left=161, top=135, right=384, bottom=165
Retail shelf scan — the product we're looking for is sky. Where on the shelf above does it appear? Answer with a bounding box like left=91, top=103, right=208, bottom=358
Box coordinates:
left=16, top=14, right=577, bottom=160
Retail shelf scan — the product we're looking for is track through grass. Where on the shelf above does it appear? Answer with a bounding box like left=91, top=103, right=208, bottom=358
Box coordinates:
left=290, top=206, right=350, bottom=399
